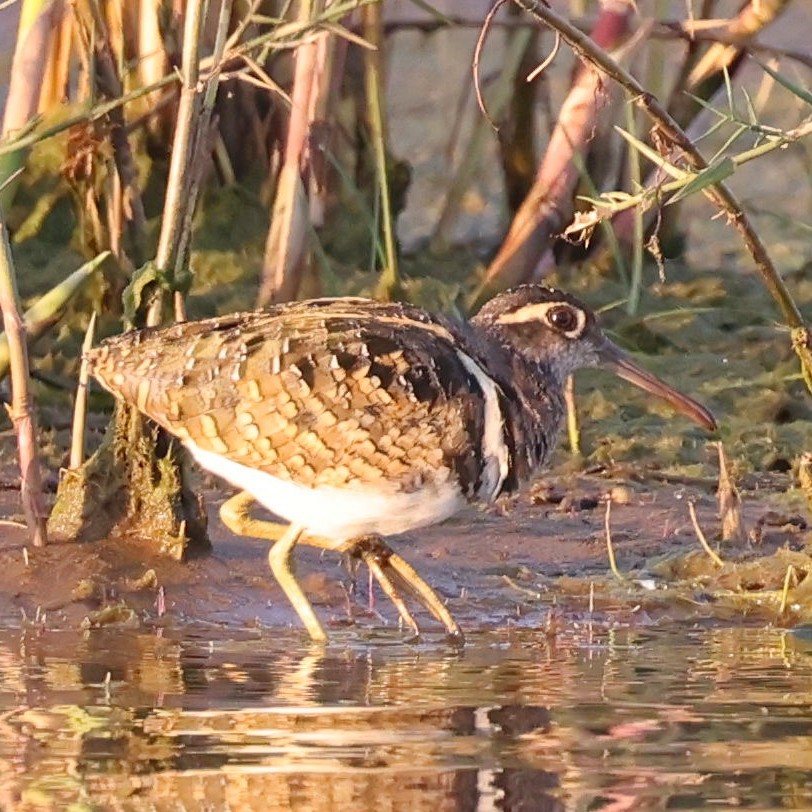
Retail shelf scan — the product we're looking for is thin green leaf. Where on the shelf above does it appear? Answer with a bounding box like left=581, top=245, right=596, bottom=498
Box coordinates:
left=741, top=86, right=758, bottom=126
left=670, top=157, right=736, bottom=204
left=405, top=0, right=453, bottom=24
left=756, top=60, right=812, bottom=106
left=723, top=65, right=735, bottom=115
left=684, top=92, right=731, bottom=121
left=710, top=123, right=748, bottom=164
left=613, top=126, right=688, bottom=179
left=693, top=114, right=732, bottom=145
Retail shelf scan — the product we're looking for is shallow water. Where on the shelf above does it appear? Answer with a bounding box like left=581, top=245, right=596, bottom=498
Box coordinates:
left=1, top=623, right=811, bottom=810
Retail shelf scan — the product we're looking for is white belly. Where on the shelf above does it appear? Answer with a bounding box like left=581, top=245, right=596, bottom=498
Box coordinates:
left=188, top=443, right=466, bottom=546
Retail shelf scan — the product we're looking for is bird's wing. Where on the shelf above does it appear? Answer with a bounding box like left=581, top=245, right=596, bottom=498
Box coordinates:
left=89, top=301, right=513, bottom=498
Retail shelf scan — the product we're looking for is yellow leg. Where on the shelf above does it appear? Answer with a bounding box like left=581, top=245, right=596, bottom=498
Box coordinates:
left=268, top=523, right=327, bottom=643
left=359, top=546, right=421, bottom=638
left=222, top=494, right=327, bottom=641
left=220, top=492, right=464, bottom=642
left=220, top=490, right=289, bottom=542
left=353, top=536, right=464, bottom=644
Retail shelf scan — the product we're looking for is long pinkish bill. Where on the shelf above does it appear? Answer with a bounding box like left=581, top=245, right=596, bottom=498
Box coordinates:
left=598, top=340, right=717, bottom=431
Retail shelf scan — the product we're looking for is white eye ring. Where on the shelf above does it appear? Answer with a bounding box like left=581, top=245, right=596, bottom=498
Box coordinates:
left=495, top=300, right=588, bottom=338
left=546, top=305, right=586, bottom=339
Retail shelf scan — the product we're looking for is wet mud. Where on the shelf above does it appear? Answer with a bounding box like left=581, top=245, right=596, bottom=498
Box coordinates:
left=0, top=469, right=807, bottom=639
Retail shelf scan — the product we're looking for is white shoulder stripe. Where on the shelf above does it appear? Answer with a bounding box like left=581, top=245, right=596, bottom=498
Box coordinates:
left=455, top=350, right=510, bottom=501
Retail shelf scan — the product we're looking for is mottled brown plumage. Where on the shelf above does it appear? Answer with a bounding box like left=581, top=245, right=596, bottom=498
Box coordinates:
left=88, top=286, right=716, bottom=641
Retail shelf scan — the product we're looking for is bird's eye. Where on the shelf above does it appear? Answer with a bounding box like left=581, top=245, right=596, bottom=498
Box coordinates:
left=547, top=305, right=582, bottom=336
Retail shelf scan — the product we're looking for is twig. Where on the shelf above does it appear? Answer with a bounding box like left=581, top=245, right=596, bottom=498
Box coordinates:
left=687, top=501, right=724, bottom=567
left=502, top=574, right=542, bottom=600
left=432, top=24, right=533, bottom=250
left=571, top=117, right=812, bottom=229
left=624, top=100, right=644, bottom=315
left=652, top=23, right=812, bottom=71
left=526, top=31, right=560, bottom=83
left=604, top=499, right=623, bottom=582
left=149, top=0, right=232, bottom=326
left=0, top=215, right=47, bottom=546
left=69, top=312, right=97, bottom=469
left=173, top=0, right=235, bottom=322
left=472, top=1, right=632, bottom=307
left=472, top=0, right=507, bottom=132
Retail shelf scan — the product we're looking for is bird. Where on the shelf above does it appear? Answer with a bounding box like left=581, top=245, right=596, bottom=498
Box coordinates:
left=87, top=285, right=716, bottom=642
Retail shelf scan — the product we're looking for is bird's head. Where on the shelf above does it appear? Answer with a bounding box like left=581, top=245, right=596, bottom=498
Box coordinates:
left=473, top=285, right=717, bottom=431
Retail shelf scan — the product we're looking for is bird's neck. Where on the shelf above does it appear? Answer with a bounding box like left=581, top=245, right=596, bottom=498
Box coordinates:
left=467, top=326, right=566, bottom=493
left=502, top=355, right=566, bottom=488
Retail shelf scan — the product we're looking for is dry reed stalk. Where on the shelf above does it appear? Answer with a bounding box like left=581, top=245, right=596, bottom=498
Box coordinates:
left=798, top=453, right=812, bottom=513
left=685, top=0, right=791, bottom=90
left=136, top=0, right=169, bottom=129
left=38, top=1, right=71, bottom=112
left=471, top=0, right=631, bottom=308
left=173, top=0, right=234, bottom=321
left=564, top=373, right=580, bottom=455
left=149, top=0, right=208, bottom=326
left=777, top=564, right=796, bottom=618
left=362, top=3, right=399, bottom=298
left=308, top=30, right=345, bottom=228
left=604, top=499, right=623, bottom=581
left=0, top=216, right=47, bottom=547
left=259, top=1, right=323, bottom=306
left=101, top=0, right=126, bottom=70
left=0, top=0, right=64, bottom=209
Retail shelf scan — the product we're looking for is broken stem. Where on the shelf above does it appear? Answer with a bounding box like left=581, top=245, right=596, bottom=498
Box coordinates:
left=69, top=311, right=97, bottom=469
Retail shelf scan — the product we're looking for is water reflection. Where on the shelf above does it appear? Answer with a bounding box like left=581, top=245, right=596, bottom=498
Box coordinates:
left=0, top=625, right=811, bottom=809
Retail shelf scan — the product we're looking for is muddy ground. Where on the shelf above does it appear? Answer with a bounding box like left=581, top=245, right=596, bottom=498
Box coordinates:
left=0, top=465, right=808, bottom=639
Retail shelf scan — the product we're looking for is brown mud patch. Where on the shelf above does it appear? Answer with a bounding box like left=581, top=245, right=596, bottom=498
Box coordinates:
left=0, top=472, right=808, bottom=639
